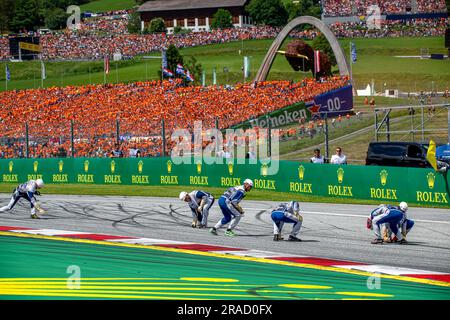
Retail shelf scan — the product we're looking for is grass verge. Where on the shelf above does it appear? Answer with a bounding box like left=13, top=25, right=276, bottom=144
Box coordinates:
left=0, top=183, right=444, bottom=209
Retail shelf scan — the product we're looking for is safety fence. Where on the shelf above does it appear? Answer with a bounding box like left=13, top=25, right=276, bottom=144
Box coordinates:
left=0, top=157, right=448, bottom=207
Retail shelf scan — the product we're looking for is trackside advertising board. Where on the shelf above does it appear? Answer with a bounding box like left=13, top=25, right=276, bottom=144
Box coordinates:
left=233, top=85, right=354, bottom=129
left=0, top=158, right=448, bottom=207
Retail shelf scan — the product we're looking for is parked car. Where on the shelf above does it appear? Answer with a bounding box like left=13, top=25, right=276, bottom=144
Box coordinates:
left=365, top=142, right=431, bottom=168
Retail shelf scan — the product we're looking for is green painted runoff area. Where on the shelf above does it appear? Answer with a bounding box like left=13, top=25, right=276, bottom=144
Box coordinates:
left=0, top=235, right=449, bottom=300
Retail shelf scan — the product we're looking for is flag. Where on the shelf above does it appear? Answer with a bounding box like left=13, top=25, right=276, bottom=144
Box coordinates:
left=161, top=50, right=167, bottom=69
left=244, top=56, right=250, bottom=79
left=162, top=68, right=173, bottom=78
left=104, top=55, right=110, bottom=75
left=41, top=60, right=46, bottom=80
left=176, top=64, right=185, bottom=76
left=186, top=70, right=194, bottom=82
left=314, top=50, right=320, bottom=75
left=351, top=42, right=357, bottom=63
left=426, top=140, right=438, bottom=171
left=5, top=64, right=10, bottom=81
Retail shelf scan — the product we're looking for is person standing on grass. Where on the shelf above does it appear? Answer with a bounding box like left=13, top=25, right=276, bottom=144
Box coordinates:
left=330, top=147, right=347, bottom=164
left=310, top=149, right=325, bottom=163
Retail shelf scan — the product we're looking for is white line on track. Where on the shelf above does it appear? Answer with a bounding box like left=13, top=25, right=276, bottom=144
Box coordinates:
left=300, top=210, right=450, bottom=225
left=245, top=207, right=450, bottom=225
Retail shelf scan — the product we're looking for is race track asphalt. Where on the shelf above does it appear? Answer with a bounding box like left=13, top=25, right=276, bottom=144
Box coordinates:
left=0, top=194, right=449, bottom=273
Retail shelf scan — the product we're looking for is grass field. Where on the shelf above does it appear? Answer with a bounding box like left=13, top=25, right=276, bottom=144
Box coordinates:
left=80, top=0, right=137, bottom=13
left=280, top=103, right=449, bottom=162
left=1, top=37, right=448, bottom=92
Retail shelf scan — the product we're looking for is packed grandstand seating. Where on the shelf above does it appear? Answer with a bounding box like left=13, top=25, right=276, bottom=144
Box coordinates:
left=322, top=0, right=447, bottom=16
left=331, top=18, right=447, bottom=38
left=0, top=37, right=9, bottom=60
left=79, top=17, right=128, bottom=35
left=0, top=77, right=350, bottom=158
left=0, top=17, right=446, bottom=61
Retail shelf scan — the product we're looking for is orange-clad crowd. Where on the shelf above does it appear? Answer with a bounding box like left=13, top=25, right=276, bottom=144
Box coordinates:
left=0, top=77, right=350, bottom=158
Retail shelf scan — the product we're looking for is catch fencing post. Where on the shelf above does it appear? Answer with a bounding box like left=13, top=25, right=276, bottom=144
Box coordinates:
left=161, top=119, right=166, bottom=157
left=386, top=113, right=390, bottom=142
left=71, top=120, right=74, bottom=158
left=116, top=119, right=120, bottom=145
left=268, top=116, right=272, bottom=157
left=324, top=113, right=329, bottom=161
left=421, top=105, right=425, bottom=143
left=374, top=110, right=378, bottom=142
left=447, top=104, right=450, bottom=144
left=215, top=117, right=219, bottom=156
left=25, top=122, right=29, bottom=158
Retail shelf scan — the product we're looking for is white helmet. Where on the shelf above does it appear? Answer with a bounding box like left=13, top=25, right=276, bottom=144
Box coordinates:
left=35, top=179, right=44, bottom=188
left=179, top=191, right=188, bottom=201
left=399, top=201, right=408, bottom=212
left=289, top=201, right=300, bottom=213
left=244, top=179, right=253, bottom=187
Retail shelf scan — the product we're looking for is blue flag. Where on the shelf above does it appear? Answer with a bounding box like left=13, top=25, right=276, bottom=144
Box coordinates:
left=351, top=42, right=357, bottom=63
left=5, top=64, right=10, bottom=81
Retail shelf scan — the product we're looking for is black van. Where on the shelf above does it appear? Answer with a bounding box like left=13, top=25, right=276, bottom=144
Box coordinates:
left=365, top=142, right=431, bottom=168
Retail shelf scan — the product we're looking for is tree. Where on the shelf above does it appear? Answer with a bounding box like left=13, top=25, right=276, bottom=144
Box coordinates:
left=146, top=17, right=166, bottom=34
left=127, top=10, right=141, bottom=34
left=173, top=26, right=191, bottom=34
left=0, top=0, right=15, bottom=33
left=44, top=7, right=68, bottom=30
left=185, top=56, right=203, bottom=85
left=246, top=0, right=288, bottom=27
left=166, top=44, right=184, bottom=76
left=285, top=0, right=321, bottom=21
left=211, top=9, right=233, bottom=29
left=10, top=0, right=44, bottom=32
left=312, top=34, right=337, bottom=67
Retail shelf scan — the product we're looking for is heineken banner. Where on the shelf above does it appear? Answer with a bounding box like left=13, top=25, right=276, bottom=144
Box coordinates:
left=233, top=85, right=354, bottom=130
left=0, top=158, right=449, bottom=207
left=233, top=102, right=307, bottom=129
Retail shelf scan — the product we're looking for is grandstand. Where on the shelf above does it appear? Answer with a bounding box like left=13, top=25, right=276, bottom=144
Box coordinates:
left=0, top=0, right=447, bottom=61
left=0, top=18, right=447, bottom=62
left=322, top=0, right=447, bottom=17
left=0, top=77, right=349, bottom=158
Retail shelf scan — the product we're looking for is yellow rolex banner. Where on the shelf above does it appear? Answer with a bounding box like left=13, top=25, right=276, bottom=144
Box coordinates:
left=426, top=140, right=438, bottom=171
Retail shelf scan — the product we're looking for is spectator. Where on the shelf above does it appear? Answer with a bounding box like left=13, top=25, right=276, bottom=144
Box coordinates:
left=111, top=143, right=123, bottom=157
left=246, top=146, right=257, bottom=159
left=310, top=149, right=325, bottom=163
left=219, top=146, right=233, bottom=159
left=330, top=147, right=347, bottom=164
left=129, top=145, right=140, bottom=158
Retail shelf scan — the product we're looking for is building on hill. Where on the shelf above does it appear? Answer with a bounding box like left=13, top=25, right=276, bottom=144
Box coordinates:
left=137, top=0, right=252, bottom=33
